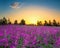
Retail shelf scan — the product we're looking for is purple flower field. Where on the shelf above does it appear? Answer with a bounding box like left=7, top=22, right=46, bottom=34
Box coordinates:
left=0, top=25, right=60, bottom=48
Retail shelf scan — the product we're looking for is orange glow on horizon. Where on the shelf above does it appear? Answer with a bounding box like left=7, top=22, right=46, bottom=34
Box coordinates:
left=6, top=6, right=60, bottom=24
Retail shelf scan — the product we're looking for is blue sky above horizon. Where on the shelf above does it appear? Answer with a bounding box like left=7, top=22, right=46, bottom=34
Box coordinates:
left=0, top=0, right=60, bottom=13
left=0, top=0, right=60, bottom=24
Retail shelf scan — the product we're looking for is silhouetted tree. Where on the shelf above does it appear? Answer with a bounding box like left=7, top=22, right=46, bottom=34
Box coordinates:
left=53, top=19, right=57, bottom=26
left=57, top=22, right=60, bottom=26
left=39, top=21, right=42, bottom=26
left=2, top=17, right=7, bottom=25
left=14, top=20, right=18, bottom=24
left=37, top=21, right=42, bottom=26
left=20, top=19, right=25, bottom=25
left=37, top=21, right=40, bottom=26
left=0, top=19, right=3, bottom=25
left=48, top=20, right=52, bottom=26
left=44, top=20, right=48, bottom=26
left=7, top=19, right=11, bottom=24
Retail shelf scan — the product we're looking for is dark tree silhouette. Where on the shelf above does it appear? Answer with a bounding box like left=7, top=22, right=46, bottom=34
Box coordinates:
left=53, top=19, right=57, bottom=26
left=37, top=21, right=40, bottom=26
left=44, top=20, right=48, bottom=26
left=7, top=19, right=11, bottom=24
left=39, top=21, right=42, bottom=26
left=0, top=19, right=3, bottom=25
left=14, top=20, right=18, bottom=24
left=37, top=21, right=42, bottom=26
left=2, top=17, right=7, bottom=25
left=20, top=19, right=26, bottom=25
left=57, top=22, right=60, bottom=26
left=48, top=20, right=52, bottom=26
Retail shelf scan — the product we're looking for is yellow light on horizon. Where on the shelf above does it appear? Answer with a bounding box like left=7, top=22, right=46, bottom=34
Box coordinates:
left=26, top=16, right=39, bottom=25
left=6, top=6, right=60, bottom=24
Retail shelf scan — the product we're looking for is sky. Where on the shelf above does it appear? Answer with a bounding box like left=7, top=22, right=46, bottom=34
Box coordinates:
left=0, top=0, right=60, bottom=24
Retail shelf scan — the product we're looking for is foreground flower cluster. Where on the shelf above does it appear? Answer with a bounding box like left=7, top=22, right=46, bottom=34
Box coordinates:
left=0, top=25, right=60, bottom=48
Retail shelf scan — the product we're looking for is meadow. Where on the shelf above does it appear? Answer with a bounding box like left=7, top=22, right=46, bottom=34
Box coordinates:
left=0, top=25, right=60, bottom=48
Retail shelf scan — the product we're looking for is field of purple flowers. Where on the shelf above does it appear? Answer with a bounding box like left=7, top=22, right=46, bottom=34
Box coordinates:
left=0, top=25, right=60, bottom=48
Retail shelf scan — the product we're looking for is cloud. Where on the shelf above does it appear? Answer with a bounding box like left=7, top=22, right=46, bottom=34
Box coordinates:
left=10, top=2, right=22, bottom=9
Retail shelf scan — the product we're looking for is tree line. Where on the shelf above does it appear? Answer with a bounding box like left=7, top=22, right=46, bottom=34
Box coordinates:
left=0, top=17, right=60, bottom=26
left=0, top=17, right=25, bottom=25
left=37, top=20, right=60, bottom=26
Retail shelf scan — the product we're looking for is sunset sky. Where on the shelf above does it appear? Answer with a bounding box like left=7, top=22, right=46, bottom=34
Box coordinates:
left=0, top=0, right=60, bottom=24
